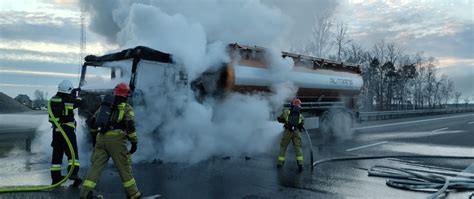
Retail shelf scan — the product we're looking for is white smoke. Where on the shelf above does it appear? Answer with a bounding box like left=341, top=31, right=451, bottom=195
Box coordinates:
left=81, top=61, right=133, bottom=90
left=77, top=0, right=337, bottom=163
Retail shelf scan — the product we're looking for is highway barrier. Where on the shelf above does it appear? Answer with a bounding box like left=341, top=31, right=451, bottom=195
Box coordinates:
left=359, top=107, right=474, bottom=122
left=0, top=128, right=35, bottom=152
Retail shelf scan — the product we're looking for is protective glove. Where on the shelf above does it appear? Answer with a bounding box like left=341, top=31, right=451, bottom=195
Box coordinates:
left=71, top=88, right=81, bottom=97
left=298, top=124, right=304, bottom=131
left=129, top=142, right=138, bottom=154
left=71, top=87, right=81, bottom=93
left=277, top=117, right=284, bottom=123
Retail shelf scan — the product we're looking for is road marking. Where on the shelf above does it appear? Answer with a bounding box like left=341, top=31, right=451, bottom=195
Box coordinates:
left=353, top=114, right=474, bottom=130
left=468, top=122, right=474, bottom=125
left=346, top=141, right=388, bottom=152
left=366, top=130, right=464, bottom=140
left=432, top=127, right=448, bottom=132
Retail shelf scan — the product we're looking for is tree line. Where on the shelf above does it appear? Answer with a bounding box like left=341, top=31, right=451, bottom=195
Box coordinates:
left=14, top=90, right=48, bottom=109
left=290, top=12, right=469, bottom=111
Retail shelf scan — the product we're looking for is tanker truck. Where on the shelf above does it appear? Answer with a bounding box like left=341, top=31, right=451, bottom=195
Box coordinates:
left=78, top=43, right=362, bottom=139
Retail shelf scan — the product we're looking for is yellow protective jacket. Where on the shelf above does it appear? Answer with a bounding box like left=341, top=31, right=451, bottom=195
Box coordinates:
left=277, top=109, right=304, bottom=130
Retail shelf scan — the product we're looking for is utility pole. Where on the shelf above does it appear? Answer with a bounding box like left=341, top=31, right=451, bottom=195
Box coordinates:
left=79, top=5, right=86, bottom=76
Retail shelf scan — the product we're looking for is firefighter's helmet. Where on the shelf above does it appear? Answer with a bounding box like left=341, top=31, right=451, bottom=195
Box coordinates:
left=291, top=98, right=302, bottom=107
left=58, top=80, right=74, bottom=94
left=114, top=82, right=130, bottom=97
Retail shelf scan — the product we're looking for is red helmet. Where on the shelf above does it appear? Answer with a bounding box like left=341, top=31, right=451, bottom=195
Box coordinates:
left=114, top=82, right=130, bottom=97
left=291, top=98, right=302, bottom=107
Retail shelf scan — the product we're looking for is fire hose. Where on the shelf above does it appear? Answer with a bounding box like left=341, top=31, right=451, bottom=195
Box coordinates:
left=302, top=128, right=314, bottom=170
left=313, top=155, right=474, bottom=198
left=0, top=100, right=77, bottom=192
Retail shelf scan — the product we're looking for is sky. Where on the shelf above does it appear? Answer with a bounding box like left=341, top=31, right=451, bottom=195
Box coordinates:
left=0, top=0, right=473, bottom=99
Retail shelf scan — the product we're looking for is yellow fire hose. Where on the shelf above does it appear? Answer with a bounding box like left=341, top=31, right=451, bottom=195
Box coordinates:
left=0, top=100, right=77, bottom=192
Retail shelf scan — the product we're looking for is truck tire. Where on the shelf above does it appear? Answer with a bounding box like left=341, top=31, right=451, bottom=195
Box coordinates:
left=319, top=111, right=333, bottom=141
left=320, top=110, right=354, bottom=142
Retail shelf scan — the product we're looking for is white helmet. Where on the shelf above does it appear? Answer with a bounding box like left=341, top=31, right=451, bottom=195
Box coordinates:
left=58, top=80, right=74, bottom=94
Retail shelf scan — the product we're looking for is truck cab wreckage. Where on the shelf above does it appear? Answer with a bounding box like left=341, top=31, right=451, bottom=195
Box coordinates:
left=78, top=43, right=362, bottom=138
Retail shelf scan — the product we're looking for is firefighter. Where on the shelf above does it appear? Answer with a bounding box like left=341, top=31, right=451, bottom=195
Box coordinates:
left=48, top=80, right=82, bottom=185
left=276, top=98, right=305, bottom=171
left=80, top=82, right=141, bottom=199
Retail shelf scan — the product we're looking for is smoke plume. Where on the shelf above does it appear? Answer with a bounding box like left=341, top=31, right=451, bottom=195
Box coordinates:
left=71, top=0, right=340, bottom=163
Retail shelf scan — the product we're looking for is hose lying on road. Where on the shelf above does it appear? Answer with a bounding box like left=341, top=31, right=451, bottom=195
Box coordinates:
left=313, top=155, right=474, bottom=198
left=0, top=100, right=77, bottom=193
left=368, top=165, right=460, bottom=199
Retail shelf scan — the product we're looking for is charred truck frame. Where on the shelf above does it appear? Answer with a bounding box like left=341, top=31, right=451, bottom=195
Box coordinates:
left=79, top=43, right=362, bottom=139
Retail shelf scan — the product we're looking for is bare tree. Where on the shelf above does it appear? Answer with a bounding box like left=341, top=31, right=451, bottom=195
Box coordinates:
left=396, top=57, right=416, bottom=110
left=434, top=80, right=443, bottom=108
left=412, top=52, right=426, bottom=109
left=33, top=90, right=47, bottom=109
left=372, top=40, right=386, bottom=64
left=344, top=43, right=367, bottom=64
left=463, top=96, right=470, bottom=108
left=438, top=74, right=454, bottom=108
left=424, top=57, right=437, bottom=108
left=386, top=42, right=402, bottom=64
left=335, top=21, right=351, bottom=61
left=454, top=92, right=462, bottom=108
left=34, top=90, right=45, bottom=101
left=304, top=11, right=334, bottom=58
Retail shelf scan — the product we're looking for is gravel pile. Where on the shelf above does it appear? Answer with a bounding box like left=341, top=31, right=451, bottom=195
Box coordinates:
left=0, top=92, right=32, bottom=113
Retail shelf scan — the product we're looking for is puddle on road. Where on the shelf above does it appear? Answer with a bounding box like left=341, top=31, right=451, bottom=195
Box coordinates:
left=0, top=171, right=49, bottom=186
left=0, top=150, right=50, bottom=186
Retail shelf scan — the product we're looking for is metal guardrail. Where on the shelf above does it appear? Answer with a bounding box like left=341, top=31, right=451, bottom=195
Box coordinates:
left=284, top=102, right=346, bottom=110
left=359, top=107, right=474, bottom=121
left=0, top=128, right=36, bottom=152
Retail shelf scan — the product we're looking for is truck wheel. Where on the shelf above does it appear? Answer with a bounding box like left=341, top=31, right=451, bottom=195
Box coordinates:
left=319, top=111, right=333, bottom=141
left=327, top=110, right=354, bottom=142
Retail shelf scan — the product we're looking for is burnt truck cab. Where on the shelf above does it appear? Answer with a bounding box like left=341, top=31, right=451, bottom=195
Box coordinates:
left=78, top=46, right=188, bottom=119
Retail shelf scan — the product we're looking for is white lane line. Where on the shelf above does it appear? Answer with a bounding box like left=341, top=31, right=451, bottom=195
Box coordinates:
left=346, top=141, right=388, bottom=152
left=353, top=114, right=474, bottom=130
left=366, top=130, right=464, bottom=140
left=468, top=122, right=474, bottom=125
left=432, top=127, right=448, bottom=132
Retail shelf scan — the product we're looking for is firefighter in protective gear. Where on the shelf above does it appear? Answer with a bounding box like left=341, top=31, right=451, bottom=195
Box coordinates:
left=48, top=80, right=82, bottom=185
left=276, top=98, right=305, bottom=171
left=80, top=82, right=141, bottom=199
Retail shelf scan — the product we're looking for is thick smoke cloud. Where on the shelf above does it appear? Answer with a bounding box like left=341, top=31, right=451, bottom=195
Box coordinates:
left=71, top=0, right=339, bottom=163
left=81, top=0, right=340, bottom=50
left=80, top=0, right=120, bottom=43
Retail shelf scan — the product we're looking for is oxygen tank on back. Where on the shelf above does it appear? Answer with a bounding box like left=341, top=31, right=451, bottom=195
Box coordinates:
left=95, top=94, right=115, bottom=133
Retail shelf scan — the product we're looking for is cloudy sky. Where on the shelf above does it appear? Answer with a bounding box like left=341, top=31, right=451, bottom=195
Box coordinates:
left=0, top=0, right=472, bottom=99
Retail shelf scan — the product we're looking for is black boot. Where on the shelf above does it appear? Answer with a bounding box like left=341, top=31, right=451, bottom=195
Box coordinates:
left=51, top=175, right=65, bottom=185
left=51, top=169, right=64, bottom=185
left=298, top=165, right=304, bottom=172
left=68, top=165, right=82, bottom=187
left=277, top=161, right=284, bottom=168
left=70, top=175, right=83, bottom=187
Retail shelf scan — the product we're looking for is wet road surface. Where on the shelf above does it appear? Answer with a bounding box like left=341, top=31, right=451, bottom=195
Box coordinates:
left=1, top=113, right=474, bottom=198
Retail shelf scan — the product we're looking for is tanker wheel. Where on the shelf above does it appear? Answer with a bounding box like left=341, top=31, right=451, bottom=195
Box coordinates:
left=319, top=111, right=334, bottom=142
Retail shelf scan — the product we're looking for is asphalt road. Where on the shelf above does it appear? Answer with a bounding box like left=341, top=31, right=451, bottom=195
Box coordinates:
left=1, top=112, right=474, bottom=198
